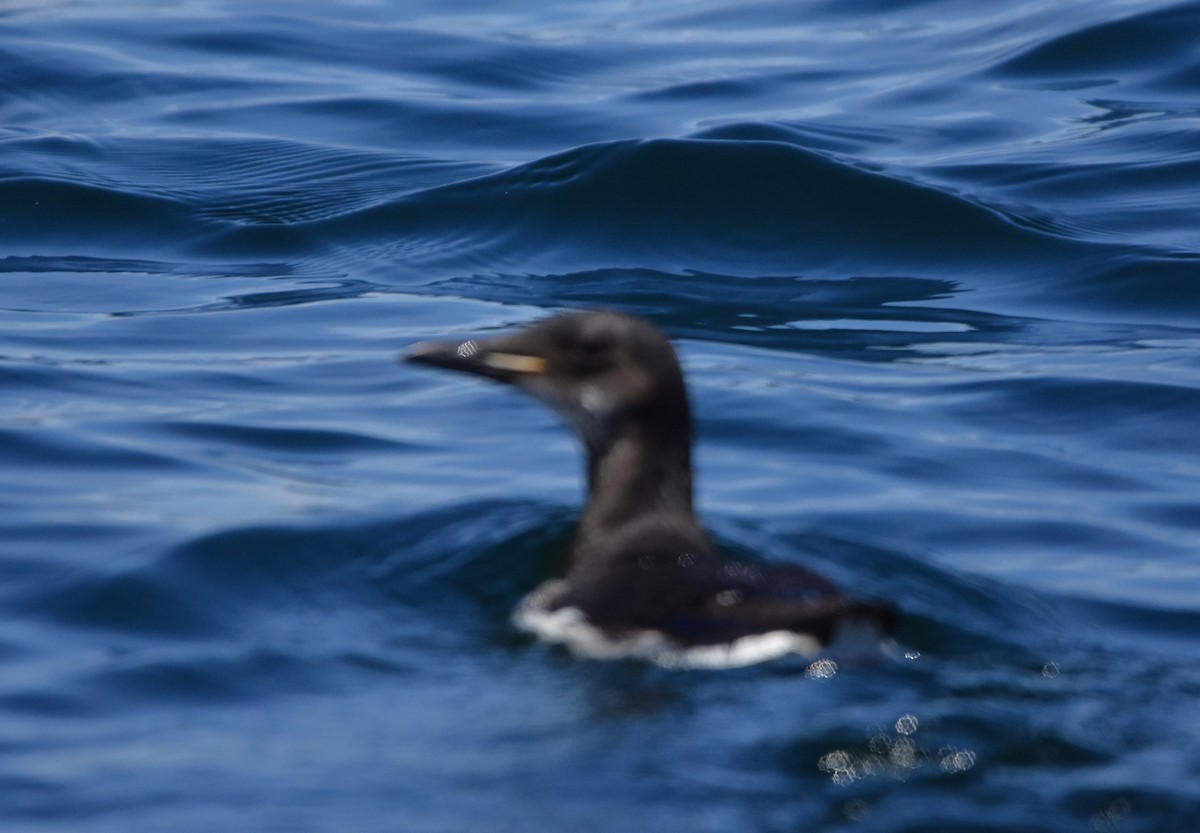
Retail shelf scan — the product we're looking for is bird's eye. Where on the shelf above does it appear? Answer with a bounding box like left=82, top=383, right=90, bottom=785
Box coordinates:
left=576, top=331, right=614, bottom=360
left=578, top=334, right=610, bottom=355
left=569, top=331, right=614, bottom=371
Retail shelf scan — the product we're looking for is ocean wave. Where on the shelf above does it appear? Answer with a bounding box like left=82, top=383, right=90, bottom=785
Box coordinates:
left=321, top=138, right=1071, bottom=274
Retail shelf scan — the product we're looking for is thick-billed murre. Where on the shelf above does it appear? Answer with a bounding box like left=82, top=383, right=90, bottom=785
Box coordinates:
left=404, top=311, right=896, bottom=667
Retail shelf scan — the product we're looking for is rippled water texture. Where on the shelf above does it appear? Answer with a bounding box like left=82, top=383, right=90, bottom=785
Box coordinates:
left=2, top=1, right=1199, bottom=831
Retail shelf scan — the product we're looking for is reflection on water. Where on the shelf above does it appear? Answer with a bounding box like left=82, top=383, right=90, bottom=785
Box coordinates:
left=817, top=712, right=977, bottom=788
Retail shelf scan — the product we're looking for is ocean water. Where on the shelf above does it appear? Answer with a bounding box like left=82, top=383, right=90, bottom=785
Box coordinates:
left=2, top=0, right=1199, bottom=830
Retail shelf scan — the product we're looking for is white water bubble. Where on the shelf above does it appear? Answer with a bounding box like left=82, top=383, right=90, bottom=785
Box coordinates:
left=805, top=658, right=838, bottom=679
left=939, top=748, right=977, bottom=773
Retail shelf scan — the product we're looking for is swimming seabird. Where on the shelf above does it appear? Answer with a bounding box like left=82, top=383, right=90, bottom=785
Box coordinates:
left=404, top=310, right=896, bottom=667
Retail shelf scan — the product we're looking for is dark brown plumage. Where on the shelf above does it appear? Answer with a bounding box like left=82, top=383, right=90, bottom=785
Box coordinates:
left=405, top=311, right=895, bottom=664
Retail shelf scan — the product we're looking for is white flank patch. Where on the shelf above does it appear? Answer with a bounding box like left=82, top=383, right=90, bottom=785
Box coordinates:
left=513, top=584, right=848, bottom=670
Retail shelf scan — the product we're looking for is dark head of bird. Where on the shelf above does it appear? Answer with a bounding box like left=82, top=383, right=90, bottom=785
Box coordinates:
left=404, top=311, right=697, bottom=550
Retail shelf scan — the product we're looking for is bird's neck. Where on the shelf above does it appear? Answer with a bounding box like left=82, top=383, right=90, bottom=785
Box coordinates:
left=575, top=410, right=695, bottom=549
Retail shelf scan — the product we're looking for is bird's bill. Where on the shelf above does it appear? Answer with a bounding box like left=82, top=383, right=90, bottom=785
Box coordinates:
left=402, top=336, right=548, bottom=383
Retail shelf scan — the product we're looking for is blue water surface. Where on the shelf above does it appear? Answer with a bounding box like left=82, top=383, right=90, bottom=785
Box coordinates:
left=2, top=0, right=1199, bottom=830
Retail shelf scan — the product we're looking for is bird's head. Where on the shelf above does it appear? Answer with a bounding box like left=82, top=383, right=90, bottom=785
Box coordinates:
left=403, top=310, right=690, bottom=459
